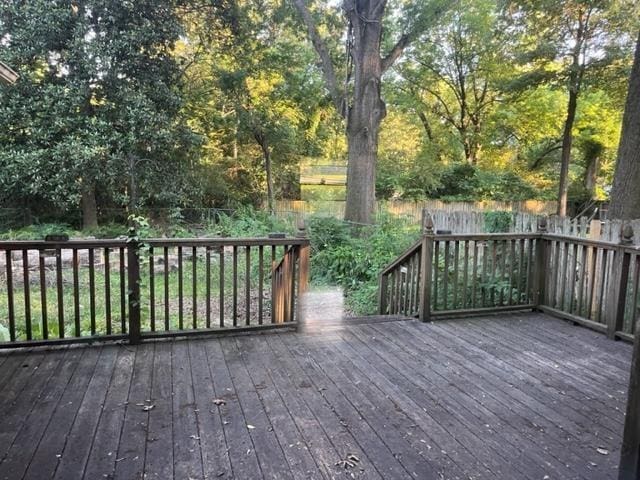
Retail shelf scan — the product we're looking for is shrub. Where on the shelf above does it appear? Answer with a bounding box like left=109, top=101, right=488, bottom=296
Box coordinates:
left=0, top=223, right=78, bottom=240
left=308, top=215, right=420, bottom=315
left=484, top=211, right=512, bottom=233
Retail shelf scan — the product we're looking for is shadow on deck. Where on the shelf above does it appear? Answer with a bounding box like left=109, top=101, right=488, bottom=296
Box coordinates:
left=0, top=313, right=632, bottom=480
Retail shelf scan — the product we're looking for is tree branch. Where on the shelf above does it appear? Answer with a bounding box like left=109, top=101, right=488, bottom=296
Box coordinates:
left=381, top=33, right=410, bottom=73
left=291, top=0, right=344, bottom=116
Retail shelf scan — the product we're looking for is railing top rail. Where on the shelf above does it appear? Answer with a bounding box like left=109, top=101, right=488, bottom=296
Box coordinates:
left=380, top=239, right=422, bottom=276
left=541, top=233, right=622, bottom=249
left=431, top=232, right=539, bottom=241
left=0, top=236, right=309, bottom=250
left=146, top=237, right=309, bottom=248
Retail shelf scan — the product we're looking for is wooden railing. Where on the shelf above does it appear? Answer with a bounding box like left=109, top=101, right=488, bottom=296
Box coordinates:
left=379, top=215, right=639, bottom=342
left=0, top=234, right=309, bottom=348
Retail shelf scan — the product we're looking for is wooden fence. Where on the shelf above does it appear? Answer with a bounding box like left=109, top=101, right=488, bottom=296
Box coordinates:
left=0, top=234, right=309, bottom=348
left=272, top=199, right=557, bottom=220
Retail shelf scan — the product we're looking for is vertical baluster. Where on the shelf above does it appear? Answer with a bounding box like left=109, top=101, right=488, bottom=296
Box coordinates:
left=72, top=250, right=80, bottom=337
left=481, top=241, right=488, bottom=307
left=433, top=241, right=440, bottom=310
left=586, top=246, right=598, bottom=320
left=406, top=257, right=413, bottom=316
left=178, top=247, right=184, bottom=330
left=452, top=241, right=459, bottom=309
left=508, top=240, right=516, bottom=306
left=56, top=248, right=64, bottom=338
left=193, top=246, right=198, bottom=329
left=120, top=248, right=126, bottom=333
left=549, top=240, right=558, bottom=307
left=577, top=244, right=588, bottom=317
left=498, top=240, right=507, bottom=306
left=5, top=250, right=15, bottom=341
left=289, top=247, right=297, bottom=322
left=472, top=241, right=478, bottom=308
left=597, top=249, right=610, bottom=323
left=414, top=253, right=421, bottom=315
left=462, top=241, right=469, bottom=309
left=559, top=241, right=570, bottom=311
left=164, top=247, right=170, bottom=331
left=39, top=252, right=47, bottom=339
left=245, top=246, right=251, bottom=325
left=220, top=246, right=225, bottom=327
left=395, top=270, right=401, bottom=314
left=407, top=256, right=416, bottom=315
left=104, top=248, right=111, bottom=335
left=490, top=241, right=497, bottom=306
left=442, top=241, right=450, bottom=310
left=631, top=255, right=640, bottom=333
left=525, top=238, right=534, bottom=303
left=516, top=239, right=525, bottom=304
left=88, top=249, right=96, bottom=335
left=567, top=243, right=578, bottom=314
left=270, top=245, right=276, bottom=323
left=206, top=246, right=211, bottom=329
left=388, top=271, right=395, bottom=315
left=258, top=245, right=264, bottom=324
left=22, top=249, right=32, bottom=340
left=232, top=245, right=238, bottom=326
left=281, top=247, right=288, bottom=322
left=149, top=247, right=155, bottom=332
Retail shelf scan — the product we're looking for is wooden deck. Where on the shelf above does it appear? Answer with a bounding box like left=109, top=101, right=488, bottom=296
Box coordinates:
left=0, top=313, right=633, bottom=480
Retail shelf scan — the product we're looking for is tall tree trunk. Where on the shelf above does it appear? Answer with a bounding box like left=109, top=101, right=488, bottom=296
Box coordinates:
left=582, top=142, right=602, bottom=200
left=608, top=33, right=640, bottom=220
left=254, top=130, right=274, bottom=215
left=557, top=88, right=578, bottom=216
left=583, top=155, right=599, bottom=200
left=293, top=0, right=411, bottom=227
left=343, top=1, right=386, bottom=226
left=81, top=182, right=98, bottom=230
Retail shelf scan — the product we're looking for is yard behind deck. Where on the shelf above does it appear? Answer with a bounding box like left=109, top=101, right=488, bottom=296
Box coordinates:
left=0, top=313, right=632, bottom=480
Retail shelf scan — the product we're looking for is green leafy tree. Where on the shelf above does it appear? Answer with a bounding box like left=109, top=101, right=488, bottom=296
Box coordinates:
left=0, top=0, right=196, bottom=228
left=178, top=0, right=329, bottom=211
left=506, top=0, right=638, bottom=215
left=397, top=0, right=511, bottom=165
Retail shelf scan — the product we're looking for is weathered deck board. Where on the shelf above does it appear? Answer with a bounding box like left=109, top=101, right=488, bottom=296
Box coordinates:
left=0, top=313, right=632, bottom=480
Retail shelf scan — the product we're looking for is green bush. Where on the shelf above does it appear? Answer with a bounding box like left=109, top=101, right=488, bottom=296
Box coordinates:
left=484, top=211, right=512, bottom=233
left=308, top=215, right=419, bottom=315
left=307, top=215, right=351, bottom=255
left=85, top=223, right=129, bottom=239
left=212, top=205, right=293, bottom=237
left=0, top=223, right=78, bottom=240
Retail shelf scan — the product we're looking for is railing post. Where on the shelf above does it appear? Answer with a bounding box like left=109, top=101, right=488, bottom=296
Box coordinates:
left=607, top=224, right=633, bottom=339
left=533, top=216, right=548, bottom=308
left=619, top=315, right=640, bottom=480
left=377, top=274, right=389, bottom=315
left=419, top=212, right=434, bottom=322
left=127, top=229, right=141, bottom=344
left=296, top=220, right=310, bottom=327
left=296, top=219, right=310, bottom=295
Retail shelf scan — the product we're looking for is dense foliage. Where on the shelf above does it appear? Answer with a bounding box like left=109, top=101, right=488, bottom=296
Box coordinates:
left=0, top=0, right=638, bottom=224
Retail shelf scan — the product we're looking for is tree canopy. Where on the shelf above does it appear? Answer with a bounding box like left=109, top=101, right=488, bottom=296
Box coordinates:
left=0, top=0, right=638, bottom=226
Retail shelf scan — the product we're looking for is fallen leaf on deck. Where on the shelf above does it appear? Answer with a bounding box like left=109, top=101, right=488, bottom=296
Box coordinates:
left=247, top=424, right=255, bottom=429
left=142, top=405, right=155, bottom=412
left=213, top=398, right=226, bottom=406
left=596, top=448, right=609, bottom=455
left=336, top=453, right=360, bottom=469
